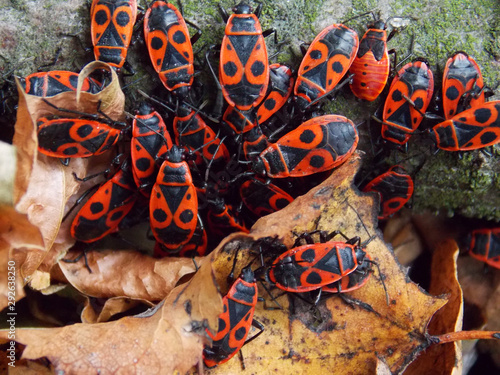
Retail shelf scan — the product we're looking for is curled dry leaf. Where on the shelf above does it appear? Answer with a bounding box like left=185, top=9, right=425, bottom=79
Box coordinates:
left=205, top=154, right=448, bottom=374
left=404, top=239, right=463, bottom=374
left=202, top=232, right=256, bottom=293
left=6, top=62, right=125, bottom=291
left=81, top=296, right=153, bottom=324
left=77, top=61, right=125, bottom=120
left=6, top=249, right=221, bottom=374
left=56, top=249, right=200, bottom=301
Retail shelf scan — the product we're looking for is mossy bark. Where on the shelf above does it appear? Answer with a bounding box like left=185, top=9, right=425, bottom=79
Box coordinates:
left=1, top=0, right=498, bottom=219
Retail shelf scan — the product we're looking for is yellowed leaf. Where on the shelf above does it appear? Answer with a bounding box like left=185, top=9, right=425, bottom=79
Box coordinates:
left=204, top=155, right=448, bottom=374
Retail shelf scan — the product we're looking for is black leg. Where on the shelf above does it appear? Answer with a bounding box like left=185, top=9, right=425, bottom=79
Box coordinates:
left=62, top=248, right=93, bottom=274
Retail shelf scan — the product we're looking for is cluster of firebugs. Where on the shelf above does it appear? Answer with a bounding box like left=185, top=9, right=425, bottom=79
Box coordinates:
left=17, top=0, right=500, bottom=369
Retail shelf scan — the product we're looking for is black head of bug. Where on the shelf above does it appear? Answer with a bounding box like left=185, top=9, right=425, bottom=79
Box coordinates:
left=233, top=3, right=253, bottom=15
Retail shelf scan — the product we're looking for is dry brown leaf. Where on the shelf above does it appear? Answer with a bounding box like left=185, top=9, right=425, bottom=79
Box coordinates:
left=5, top=62, right=126, bottom=293
left=0, top=348, right=53, bottom=375
left=404, top=239, right=463, bottom=374
left=77, top=61, right=125, bottom=120
left=205, top=154, right=447, bottom=374
left=458, top=255, right=498, bottom=309
left=15, top=153, right=67, bottom=250
left=481, top=281, right=500, bottom=368
left=0, top=237, right=25, bottom=312
left=8, top=359, right=53, bottom=375
left=0, top=204, right=44, bottom=255
left=56, top=249, right=200, bottom=301
left=383, top=211, right=423, bottom=266
left=0, top=139, right=33, bottom=310
left=458, top=248, right=500, bottom=368
left=411, top=213, right=462, bottom=251
left=81, top=296, right=153, bottom=324
left=0, top=206, right=35, bottom=310
left=11, top=80, right=38, bottom=203
left=6, top=250, right=221, bottom=374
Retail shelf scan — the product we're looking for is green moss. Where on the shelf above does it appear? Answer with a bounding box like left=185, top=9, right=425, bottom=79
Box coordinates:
left=349, top=0, right=376, bottom=15
left=9, top=0, right=27, bottom=11
left=470, top=172, right=492, bottom=190
left=384, top=0, right=500, bottom=88
left=495, top=173, right=500, bottom=189
left=412, top=148, right=500, bottom=220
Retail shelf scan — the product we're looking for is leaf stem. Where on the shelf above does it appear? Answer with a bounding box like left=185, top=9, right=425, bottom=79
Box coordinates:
left=430, top=331, right=500, bottom=344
